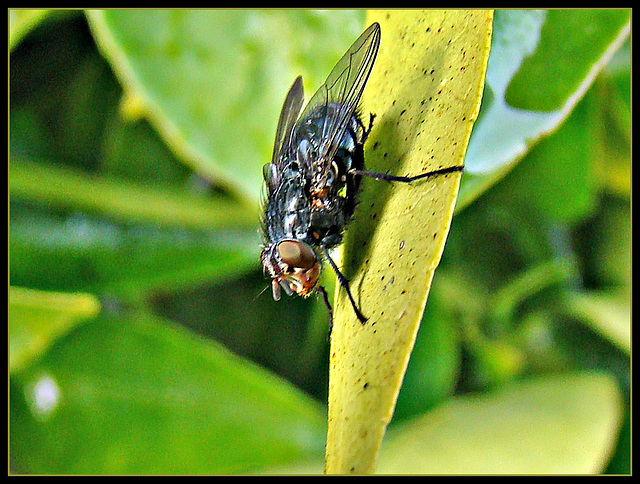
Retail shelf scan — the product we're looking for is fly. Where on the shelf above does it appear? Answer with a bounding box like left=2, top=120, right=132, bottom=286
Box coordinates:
left=260, top=22, right=463, bottom=329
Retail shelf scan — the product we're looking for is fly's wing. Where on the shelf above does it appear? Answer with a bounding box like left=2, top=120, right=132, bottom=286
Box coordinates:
left=298, top=22, right=381, bottom=181
left=265, top=76, right=305, bottom=195
left=272, top=76, right=304, bottom=165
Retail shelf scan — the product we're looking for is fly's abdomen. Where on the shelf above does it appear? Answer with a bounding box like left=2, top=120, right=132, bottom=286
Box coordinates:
left=289, top=107, right=367, bottom=248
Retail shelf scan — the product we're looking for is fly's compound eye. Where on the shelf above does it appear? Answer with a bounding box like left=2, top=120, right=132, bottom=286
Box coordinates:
left=277, top=240, right=317, bottom=270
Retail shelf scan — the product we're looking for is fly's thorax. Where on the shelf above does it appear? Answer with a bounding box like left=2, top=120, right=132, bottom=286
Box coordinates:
left=263, top=167, right=312, bottom=244
left=294, top=104, right=362, bottom=175
left=260, top=240, right=321, bottom=301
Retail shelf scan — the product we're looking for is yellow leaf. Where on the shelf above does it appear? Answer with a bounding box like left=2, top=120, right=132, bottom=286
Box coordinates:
left=325, top=10, right=493, bottom=474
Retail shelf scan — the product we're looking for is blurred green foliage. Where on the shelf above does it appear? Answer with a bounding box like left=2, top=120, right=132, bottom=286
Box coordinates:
left=10, top=10, right=630, bottom=474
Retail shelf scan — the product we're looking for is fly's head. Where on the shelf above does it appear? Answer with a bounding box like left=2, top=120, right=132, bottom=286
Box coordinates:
left=261, top=240, right=321, bottom=301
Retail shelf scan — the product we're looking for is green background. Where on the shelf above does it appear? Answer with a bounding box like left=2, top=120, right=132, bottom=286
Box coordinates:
left=10, top=9, right=630, bottom=474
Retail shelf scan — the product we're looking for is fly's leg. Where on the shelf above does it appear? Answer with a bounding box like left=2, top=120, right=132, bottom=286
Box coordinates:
left=334, top=162, right=464, bottom=328
left=320, top=245, right=367, bottom=324
left=357, top=112, right=376, bottom=143
left=352, top=164, right=464, bottom=183
left=355, top=114, right=463, bottom=182
left=316, top=285, right=334, bottom=336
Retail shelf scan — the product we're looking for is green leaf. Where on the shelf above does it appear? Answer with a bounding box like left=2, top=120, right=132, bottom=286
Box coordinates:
left=325, top=10, right=493, bottom=474
left=590, top=195, right=631, bottom=288
left=497, top=94, right=596, bottom=223
left=9, top=9, right=50, bottom=49
left=10, top=158, right=257, bottom=230
left=9, top=286, right=100, bottom=373
left=593, top=59, right=631, bottom=197
left=393, top=290, right=461, bottom=421
left=459, top=9, right=630, bottom=209
left=506, top=10, right=631, bottom=112
left=10, top=13, right=120, bottom=173
left=567, top=289, right=630, bottom=355
left=86, top=10, right=366, bottom=203
left=377, top=372, right=622, bottom=474
left=9, top=203, right=258, bottom=297
left=10, top=314, right=326, bottom=474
